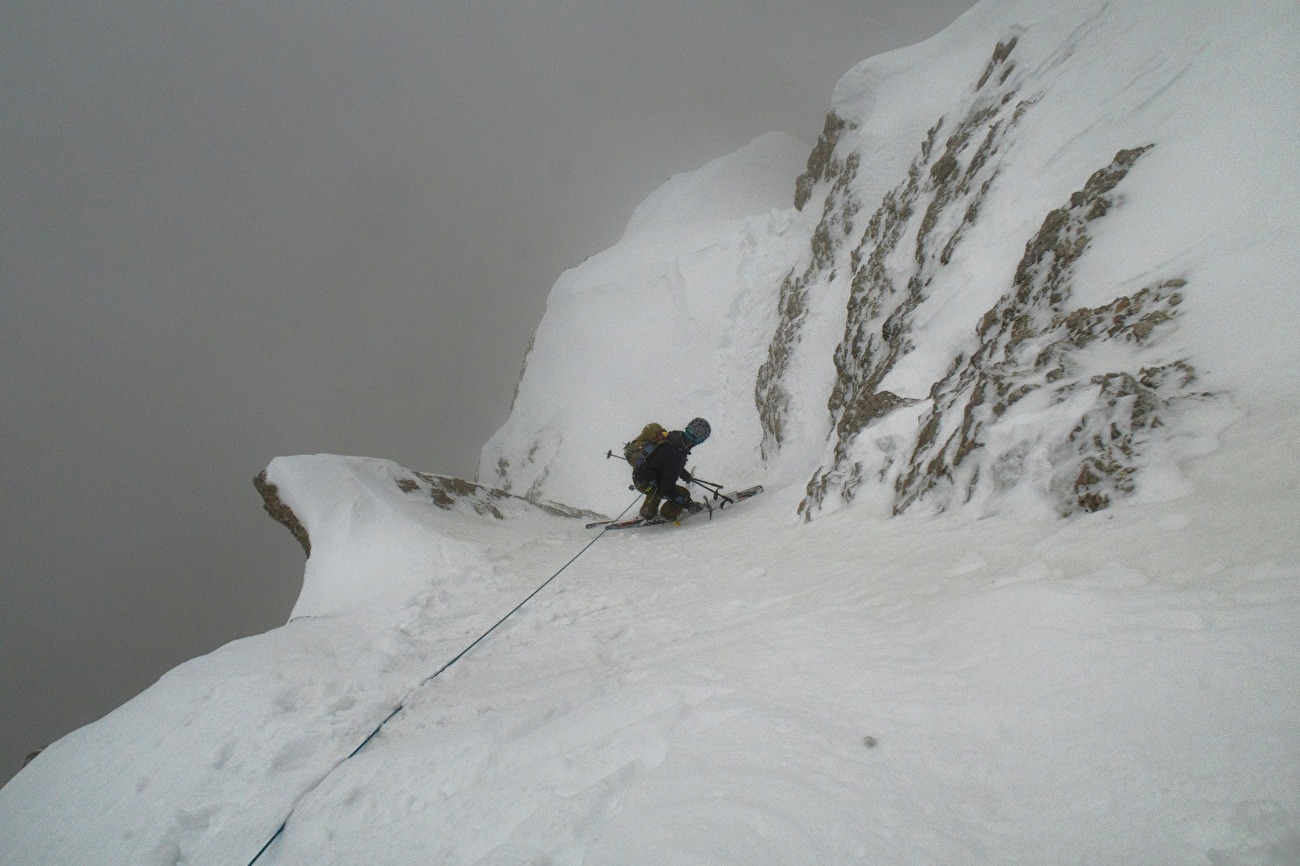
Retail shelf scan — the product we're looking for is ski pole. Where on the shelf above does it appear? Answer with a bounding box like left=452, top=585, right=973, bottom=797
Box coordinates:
left=689, top=477, right=735, bottom=505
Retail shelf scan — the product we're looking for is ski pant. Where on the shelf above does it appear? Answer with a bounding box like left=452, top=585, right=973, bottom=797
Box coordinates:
left=637, top=482, right=690, bottom=520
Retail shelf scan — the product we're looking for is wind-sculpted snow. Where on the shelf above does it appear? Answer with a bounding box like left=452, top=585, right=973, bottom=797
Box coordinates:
left=262, top=455, right=602, bottom=618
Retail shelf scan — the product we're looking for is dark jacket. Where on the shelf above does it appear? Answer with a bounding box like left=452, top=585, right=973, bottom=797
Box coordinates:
left=633, top=430, right=692, bottom=500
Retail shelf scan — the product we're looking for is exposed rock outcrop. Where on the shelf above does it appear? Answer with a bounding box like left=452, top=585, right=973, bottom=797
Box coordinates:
left=788, top=36, right=1030, bottom=512
left=794, top=112, right=851, bottom=211
left=772, top=38, right=1215, bottom=519
left=399, top=471, right=603, bottom=521
left=254, top=471, right=311, bottom=557
left=258, top=465, right=600, bottom=559
left=885, top=145, right=1207, bottom=516
left=801, top=140, right=1209, bottom=518
left=756, top=138, right=863, bottom=459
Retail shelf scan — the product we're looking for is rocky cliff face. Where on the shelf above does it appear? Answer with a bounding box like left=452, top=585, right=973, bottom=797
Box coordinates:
left=755, top=114, right=859, bottom=461
left=755, top=35, right=1214, bottom=520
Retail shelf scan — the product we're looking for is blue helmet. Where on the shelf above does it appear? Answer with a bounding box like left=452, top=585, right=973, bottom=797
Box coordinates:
left=684, top=417, right=711, bottom=446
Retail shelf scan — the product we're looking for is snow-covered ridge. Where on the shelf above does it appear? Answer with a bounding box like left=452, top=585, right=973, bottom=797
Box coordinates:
left=258, top=455, right=603, bottom=618
left=621, top=131, right=810, bottom=240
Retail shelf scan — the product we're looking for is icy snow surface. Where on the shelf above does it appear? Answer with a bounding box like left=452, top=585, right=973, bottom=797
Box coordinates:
left=2, top=0, right=1298, bottom=863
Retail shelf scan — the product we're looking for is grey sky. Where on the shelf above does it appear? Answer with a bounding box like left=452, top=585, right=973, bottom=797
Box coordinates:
left=1, top=0, right=977, bottom=783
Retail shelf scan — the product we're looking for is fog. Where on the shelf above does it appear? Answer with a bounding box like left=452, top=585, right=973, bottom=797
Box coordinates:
left=0, top=0, right=977, bottom=782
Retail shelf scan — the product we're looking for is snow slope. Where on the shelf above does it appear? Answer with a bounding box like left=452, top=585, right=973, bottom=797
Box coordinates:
left=3, top=413, right=1296, bottom=864
left=479, top=130, right=812, bottom=513
left=2, top=0, right=1298, bottom=863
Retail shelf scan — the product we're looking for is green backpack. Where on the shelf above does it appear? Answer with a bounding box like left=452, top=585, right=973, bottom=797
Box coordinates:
left=623, top=422, right=668, bottom=468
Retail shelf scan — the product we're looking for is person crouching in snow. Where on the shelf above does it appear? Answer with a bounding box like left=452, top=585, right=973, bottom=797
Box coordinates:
left=633, top=417, right=711, bottom=521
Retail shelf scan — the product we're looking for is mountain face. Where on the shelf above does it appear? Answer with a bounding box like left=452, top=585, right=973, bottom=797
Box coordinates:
left=3, top=1, right=1298, bottom=864
left=484, top=0, right=1297, bottom=523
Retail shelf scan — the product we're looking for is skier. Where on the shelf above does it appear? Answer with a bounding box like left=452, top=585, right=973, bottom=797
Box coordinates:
left=632, top=417, right=711, bottom=521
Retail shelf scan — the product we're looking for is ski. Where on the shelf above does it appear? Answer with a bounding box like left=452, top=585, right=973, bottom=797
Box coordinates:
left=587, top=485, right=763, bottom=531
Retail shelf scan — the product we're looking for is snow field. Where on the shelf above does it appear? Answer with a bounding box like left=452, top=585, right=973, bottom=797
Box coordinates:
left=266, top=405, right=1295, bottom=864
left=2, top=417, right=1295, bottom=864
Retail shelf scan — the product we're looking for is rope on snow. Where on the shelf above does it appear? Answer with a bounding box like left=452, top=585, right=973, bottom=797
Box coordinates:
left=245, top=494, right=643, bottom=865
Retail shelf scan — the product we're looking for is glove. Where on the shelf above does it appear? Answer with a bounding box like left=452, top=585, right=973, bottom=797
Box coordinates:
left=680, top=470, right=692, bottom=483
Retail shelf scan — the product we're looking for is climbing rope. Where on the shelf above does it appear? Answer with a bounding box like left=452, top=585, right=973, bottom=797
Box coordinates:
left=246, top=494, right=641, bottom=865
